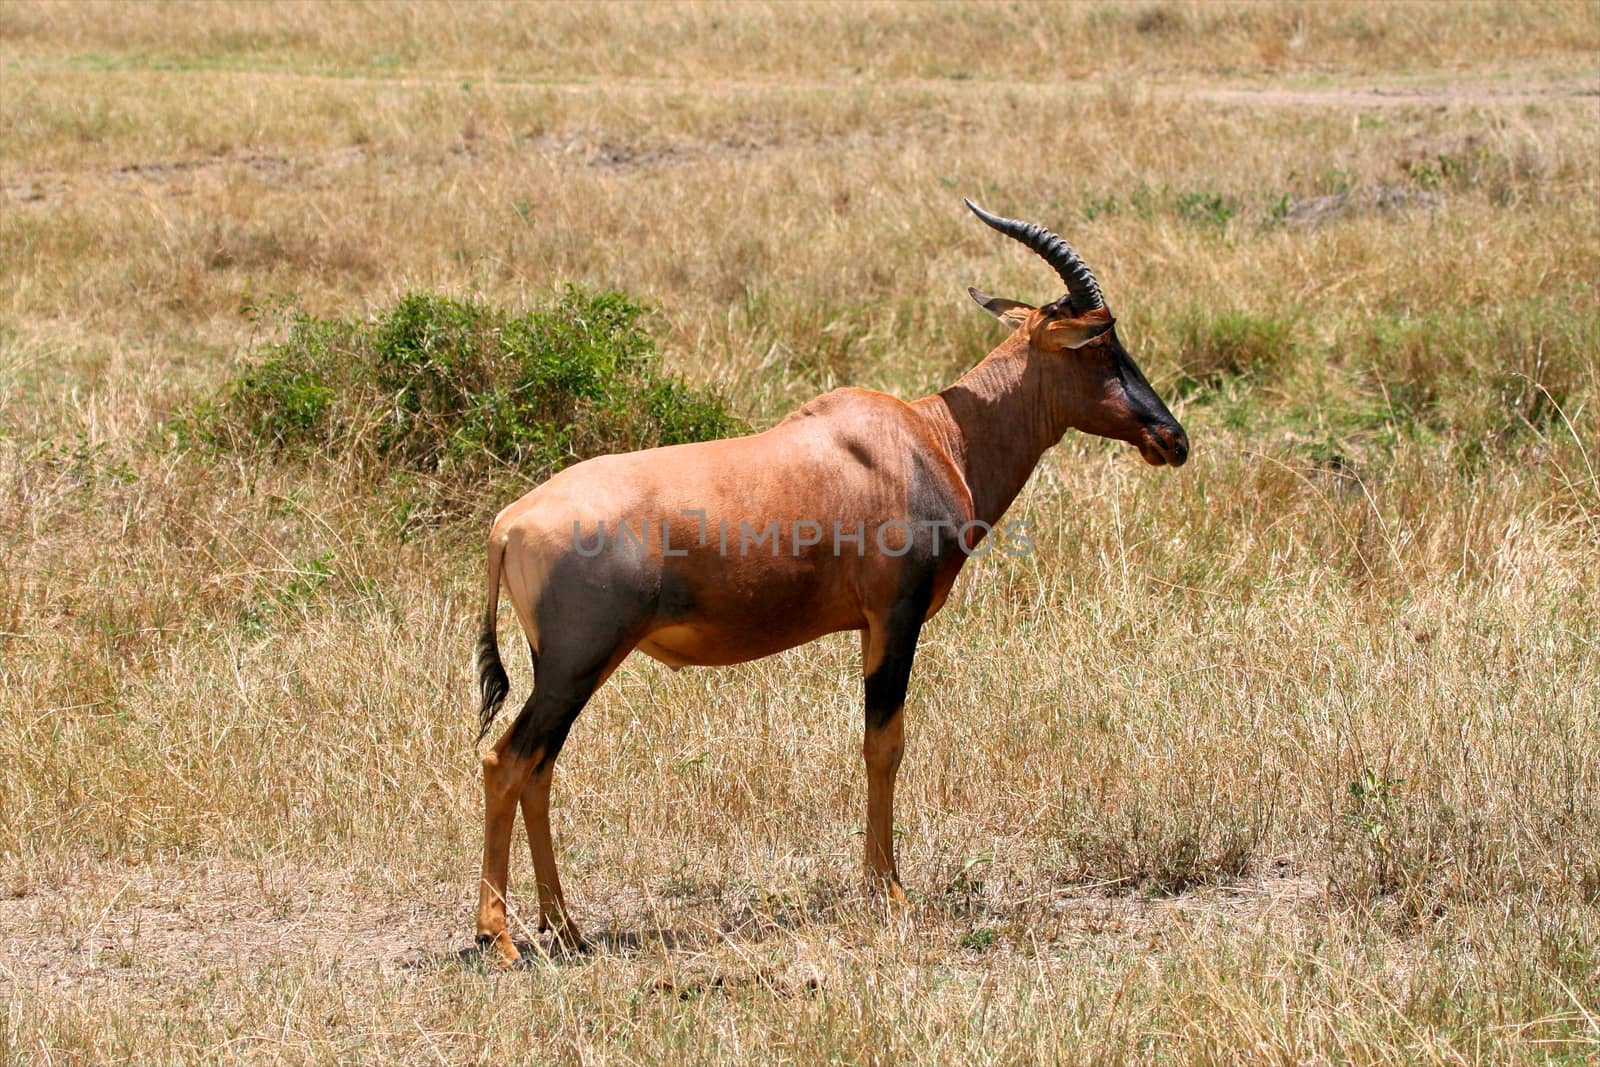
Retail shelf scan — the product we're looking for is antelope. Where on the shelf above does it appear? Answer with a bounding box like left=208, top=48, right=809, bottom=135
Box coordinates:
left=472, top=200, right=1189, bottom=961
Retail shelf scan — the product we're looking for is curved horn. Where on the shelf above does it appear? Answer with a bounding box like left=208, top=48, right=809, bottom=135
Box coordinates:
left=965, top=198, right=1104, bottom=313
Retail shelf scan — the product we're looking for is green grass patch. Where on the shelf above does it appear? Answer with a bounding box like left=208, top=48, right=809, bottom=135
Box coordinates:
left=1176, top=189, right=1238, bottom=228
left=1171, top=308, right=1296, bottom=389
left=1352, top=297, right=1598, bottom=458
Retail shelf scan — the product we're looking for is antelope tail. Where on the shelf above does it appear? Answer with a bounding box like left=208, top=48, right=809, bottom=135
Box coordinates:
left=474, top=534, right=512, bottom=742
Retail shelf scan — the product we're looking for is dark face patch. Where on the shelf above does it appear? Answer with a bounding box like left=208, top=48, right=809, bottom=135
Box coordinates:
left=1105, top=331, right=1189, bottom=467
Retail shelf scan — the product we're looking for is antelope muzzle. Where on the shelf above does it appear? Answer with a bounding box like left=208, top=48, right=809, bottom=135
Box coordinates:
left=1114, top=342, right=1189, bottom=467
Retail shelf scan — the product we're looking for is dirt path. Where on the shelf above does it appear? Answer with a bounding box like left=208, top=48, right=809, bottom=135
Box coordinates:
left=1187, top=77, right=1597, bottom=109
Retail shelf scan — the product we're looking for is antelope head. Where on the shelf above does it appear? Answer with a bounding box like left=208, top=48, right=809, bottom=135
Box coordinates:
left=965, top=199, right=1189, bottom=467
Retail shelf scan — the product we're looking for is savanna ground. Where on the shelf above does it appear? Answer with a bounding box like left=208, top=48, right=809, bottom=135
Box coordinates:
left=3, top=2, right=1599, bottom=1063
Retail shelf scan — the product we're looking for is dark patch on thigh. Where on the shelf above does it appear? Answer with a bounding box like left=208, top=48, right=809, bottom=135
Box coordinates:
left=508, top=548, right=654, bottom=764
left=533, top=546, right=656, bottom=646
left=656, top=566, right=696, bottom=622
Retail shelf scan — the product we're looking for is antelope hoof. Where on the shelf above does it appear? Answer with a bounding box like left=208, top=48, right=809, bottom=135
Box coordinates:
left=553, top=923, right=591, bottom=956
left=474, top=930, right=523, bottom=967
left=868, top=871, right=910, bottom=909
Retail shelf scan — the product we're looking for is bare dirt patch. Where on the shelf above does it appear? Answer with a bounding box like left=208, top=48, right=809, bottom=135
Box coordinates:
left=0, top=861, right=459, bottom=993
left=0, top=855, right=1334, bottom=997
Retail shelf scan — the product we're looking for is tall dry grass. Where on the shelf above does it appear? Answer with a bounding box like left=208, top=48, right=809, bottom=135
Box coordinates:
left=3, top=2, right=1598, bottom=1063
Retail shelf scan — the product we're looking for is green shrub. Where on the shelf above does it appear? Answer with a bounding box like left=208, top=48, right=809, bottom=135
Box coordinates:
left=190, top=288, right=744, bottom=486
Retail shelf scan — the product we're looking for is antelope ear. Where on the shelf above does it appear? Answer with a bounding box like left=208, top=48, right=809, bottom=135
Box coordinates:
left=968, top=287, right=1034, bottom=329
left=1042, top=315, right=1114, bottom=350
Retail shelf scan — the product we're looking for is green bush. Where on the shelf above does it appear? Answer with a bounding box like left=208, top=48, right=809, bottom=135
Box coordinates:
left=190, top=288, right=744, bottom=484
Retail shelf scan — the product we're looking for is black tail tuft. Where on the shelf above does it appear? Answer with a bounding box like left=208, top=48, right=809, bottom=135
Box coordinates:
left=475, top=625, right=510, bottom=743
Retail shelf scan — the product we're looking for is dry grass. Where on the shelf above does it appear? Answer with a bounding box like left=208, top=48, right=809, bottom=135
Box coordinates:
left=3, top=1, right=1599, bottom=1063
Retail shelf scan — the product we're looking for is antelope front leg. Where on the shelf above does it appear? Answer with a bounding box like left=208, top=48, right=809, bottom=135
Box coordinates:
left=863, top=706, right=907, bottom=903
left=861, top=595, right=926, bottom=906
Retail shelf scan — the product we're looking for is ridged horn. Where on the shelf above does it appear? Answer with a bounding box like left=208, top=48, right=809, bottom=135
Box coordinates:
left=965, top=198, right=1105, bottom=313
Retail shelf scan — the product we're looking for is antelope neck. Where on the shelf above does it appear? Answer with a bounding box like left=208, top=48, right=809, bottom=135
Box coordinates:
left=917, top=333, right=1084, bottom=528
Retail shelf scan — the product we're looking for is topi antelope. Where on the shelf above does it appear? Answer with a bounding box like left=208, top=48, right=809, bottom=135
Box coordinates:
left=472, top=199, right=1189, bottom=960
